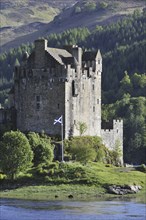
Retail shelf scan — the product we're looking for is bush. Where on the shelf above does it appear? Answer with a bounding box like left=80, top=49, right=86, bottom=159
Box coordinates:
left=65, top=136, right=110, bottom=164
left=0, top=131, right=33, bottom=179
left=136, top=164, right=146, bottom=173
left=99, top=2, right=108, bottom=9
left=27, top=132, right=54, bottom=166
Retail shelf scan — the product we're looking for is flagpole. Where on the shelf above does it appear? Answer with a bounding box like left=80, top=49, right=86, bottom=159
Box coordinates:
left=61, top=115, right=64, bottom=162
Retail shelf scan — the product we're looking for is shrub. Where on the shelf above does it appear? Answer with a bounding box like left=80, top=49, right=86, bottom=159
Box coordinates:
left=0, top=131, right=33, bottom=179
left=136, top=164, right=146, bottom=173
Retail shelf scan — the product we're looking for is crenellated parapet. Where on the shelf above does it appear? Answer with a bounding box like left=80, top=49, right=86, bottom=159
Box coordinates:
left=101, top=119, right=123, bottom=165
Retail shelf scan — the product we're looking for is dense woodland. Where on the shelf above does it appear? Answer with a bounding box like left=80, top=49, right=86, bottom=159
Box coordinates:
left=0, top=10, right=145, bottom=164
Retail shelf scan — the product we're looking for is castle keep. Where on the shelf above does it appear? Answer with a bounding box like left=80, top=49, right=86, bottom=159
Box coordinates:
left=0, top=39, right=123, bottom=160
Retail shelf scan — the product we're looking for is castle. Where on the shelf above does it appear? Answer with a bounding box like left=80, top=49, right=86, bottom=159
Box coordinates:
left=0, top=39, right=123, bottom=162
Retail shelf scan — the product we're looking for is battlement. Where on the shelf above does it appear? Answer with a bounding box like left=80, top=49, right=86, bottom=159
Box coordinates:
left=113, top=119, right=123, bottom=123
left=101, top=118, right=123, bottom=164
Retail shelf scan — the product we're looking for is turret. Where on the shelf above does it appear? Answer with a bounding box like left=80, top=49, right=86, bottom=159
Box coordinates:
left=95, top=50, right=102, bottom=72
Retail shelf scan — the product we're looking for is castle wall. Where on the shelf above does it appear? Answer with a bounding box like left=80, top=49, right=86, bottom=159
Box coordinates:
left=101, top=119, right=123, bottom=164
left=64, top=63, right=102, bottom=138
left=14, top=67, right=66, bottom=136
left=12, top=39, right=123, bottom=162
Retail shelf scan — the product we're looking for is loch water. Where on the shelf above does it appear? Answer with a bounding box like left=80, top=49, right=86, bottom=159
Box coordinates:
left=0, top=198, right=145, bottom=220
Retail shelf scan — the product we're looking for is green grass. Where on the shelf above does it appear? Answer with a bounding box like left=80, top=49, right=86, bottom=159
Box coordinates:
left=0, top=162, right=146, bottom=201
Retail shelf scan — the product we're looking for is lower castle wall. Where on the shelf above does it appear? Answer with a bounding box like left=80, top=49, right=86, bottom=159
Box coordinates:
left=101, top=119, right=123, bottom=164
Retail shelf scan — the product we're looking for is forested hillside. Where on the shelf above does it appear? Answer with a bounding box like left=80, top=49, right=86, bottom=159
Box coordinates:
left=0, top=10, right=145, bottom=164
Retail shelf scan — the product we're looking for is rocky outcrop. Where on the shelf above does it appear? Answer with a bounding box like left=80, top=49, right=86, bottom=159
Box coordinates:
left=108, top=185, right=142, bottom=195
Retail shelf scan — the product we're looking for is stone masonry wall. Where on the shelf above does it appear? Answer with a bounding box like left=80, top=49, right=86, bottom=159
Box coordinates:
left=101, top=119, right=123, bottom=164
left=12, top=39, right=123, bottom=161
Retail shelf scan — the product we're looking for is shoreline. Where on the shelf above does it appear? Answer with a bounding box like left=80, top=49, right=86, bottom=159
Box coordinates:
left=1, top=184, right=145, bottom=203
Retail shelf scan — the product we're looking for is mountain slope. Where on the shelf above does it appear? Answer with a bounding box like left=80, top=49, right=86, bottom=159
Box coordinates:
left=0, top=0, right=146, bottom=53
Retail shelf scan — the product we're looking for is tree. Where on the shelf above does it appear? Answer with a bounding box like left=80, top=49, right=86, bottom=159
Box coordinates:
left=112, top=139, right=123, bottom=166
left=119, top=71, right=132, bottom=97
left=67, top=136, right=103, bottom=164
left=0, top=131, right=33, bottom=179
left=71, top=142, right=96, bottom=164
left=33, top=142, right=54, bottom=166
left=74, top=6, right=81, bottom=14
left=27, top=132, right=54, bottom=166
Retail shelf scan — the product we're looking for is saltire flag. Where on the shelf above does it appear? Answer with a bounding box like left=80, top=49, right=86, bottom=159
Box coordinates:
left=54, top=116, right=63, bottom=125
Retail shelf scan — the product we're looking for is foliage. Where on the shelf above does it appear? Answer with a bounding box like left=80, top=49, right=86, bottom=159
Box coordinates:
left=0, top=10, right=145, bottom=164
left=33, top=143, right=54, bottom=166
left=75, top=121, right=87, bottom=136
left=1, top=11, right=145, bottom=105
left=99, top=2, right=108, bottom=9
left=27, top=132, right=54, bottom=166
left=0, top=131, right=33, bottom=179
left=102, top=96, right=146, bottom=164
left=1, top=162, right=145, bottom=201
left=136, top=164, right=146, bottom=173
left=112, top=139, right=123, bottom=166
left=65, top=136, right=111, bottom=164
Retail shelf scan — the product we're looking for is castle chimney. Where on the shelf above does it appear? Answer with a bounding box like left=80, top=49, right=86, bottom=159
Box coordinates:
left=34, top=39, right=48, bottom=68
left=34, top=39, right=48, bottom=51
left=72, top=46, right=82, bottom=67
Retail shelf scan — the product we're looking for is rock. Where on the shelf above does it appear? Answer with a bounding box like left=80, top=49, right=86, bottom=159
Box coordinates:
left=108, top=185, right=142, bottom=195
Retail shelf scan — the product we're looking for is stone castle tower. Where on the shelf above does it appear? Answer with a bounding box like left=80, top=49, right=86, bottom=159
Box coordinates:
left=8, top=39, right=123, bottom=161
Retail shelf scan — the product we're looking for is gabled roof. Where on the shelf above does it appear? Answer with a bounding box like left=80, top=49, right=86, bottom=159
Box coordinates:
left=46, top=47, right=72, bottom=65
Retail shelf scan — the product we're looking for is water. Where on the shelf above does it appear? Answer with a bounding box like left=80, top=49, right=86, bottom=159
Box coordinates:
left=0, top=198, right=145, bottom=220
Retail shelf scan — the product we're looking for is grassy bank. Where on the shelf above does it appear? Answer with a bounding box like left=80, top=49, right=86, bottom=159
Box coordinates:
left=0, top=162, right=146, bottom=202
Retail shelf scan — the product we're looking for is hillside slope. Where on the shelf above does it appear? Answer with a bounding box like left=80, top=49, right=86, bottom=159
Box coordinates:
left=1, top=0, right=145, bottom=53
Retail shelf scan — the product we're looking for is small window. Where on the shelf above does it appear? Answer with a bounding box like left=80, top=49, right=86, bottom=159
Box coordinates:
left=36, top=95, right=41, bottom=110
left=72, top=80, right=78, bottom=96
left=82, top=84, right=84, bottom=90
left=97, top=99, right=99, bottom=104
left=72, top=80, right=75, bottom=96
left=36, top=103, right=40, bottom=110
left=58, top=104, right=60, bottom=109
left=92, top=84, right=94, bottom=90
left=36, top=95, right=40, bottom=102
left=93, top=106, right=95, bottom=112
left=98, top=59, right=100, bottom=64
left=117, top=129, right=119, bottom=133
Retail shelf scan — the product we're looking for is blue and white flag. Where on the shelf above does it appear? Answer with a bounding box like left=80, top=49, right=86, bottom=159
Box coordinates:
left=54, top=116, right=63, bottom=125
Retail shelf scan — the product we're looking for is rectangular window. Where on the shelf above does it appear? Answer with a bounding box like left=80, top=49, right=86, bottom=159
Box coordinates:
left=98, top=59, right=100, bottom=64
left=92, top=84, right=94, bottom=90
left=58, top=104, right=60, bottom=109
left=36, top=103, right=40, bottom=110
left=93, top=106, right=95, bottom=112
left=97, top=99, right=99, bottom=104
left=36, top=95, right=40, bottom=102
left=36, top=95, right=41, bottom=110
